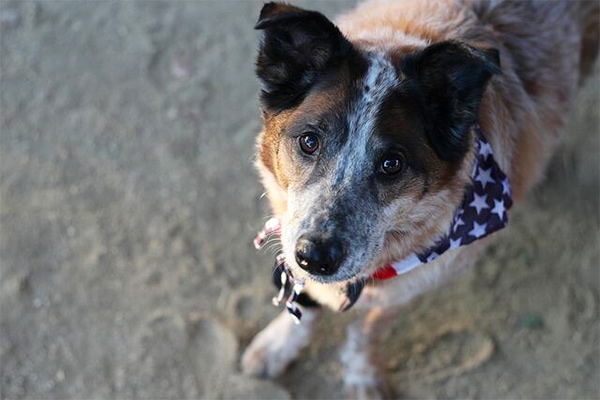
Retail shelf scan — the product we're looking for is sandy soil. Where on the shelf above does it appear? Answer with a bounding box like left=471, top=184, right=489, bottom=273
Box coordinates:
left=0, top=1, right=598, bottom=399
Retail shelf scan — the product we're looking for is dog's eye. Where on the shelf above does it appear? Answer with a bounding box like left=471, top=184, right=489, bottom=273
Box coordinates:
left=298, top=133, right=320, bottom=155
left=379, top=154, right=404, bottom=175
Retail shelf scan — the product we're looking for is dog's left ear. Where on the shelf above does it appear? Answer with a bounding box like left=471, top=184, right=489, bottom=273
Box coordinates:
left=254, top=2, right=353, bottom=112
left=402, top=41, right=500, bottom=163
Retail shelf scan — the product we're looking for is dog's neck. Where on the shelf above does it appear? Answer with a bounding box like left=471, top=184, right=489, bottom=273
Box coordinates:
left=255, top=127, right=512, bottom=321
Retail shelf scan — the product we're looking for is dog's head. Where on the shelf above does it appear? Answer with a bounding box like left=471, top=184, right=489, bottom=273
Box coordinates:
left=254, top=2, right=500, bottom=284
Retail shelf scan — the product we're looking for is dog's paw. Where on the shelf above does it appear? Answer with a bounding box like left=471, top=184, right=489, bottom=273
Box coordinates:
left=343, top=375, right=393, bottom=400
left=342, top=354, right=393, bottom=400
left=241, top=309, right=318, bottom=379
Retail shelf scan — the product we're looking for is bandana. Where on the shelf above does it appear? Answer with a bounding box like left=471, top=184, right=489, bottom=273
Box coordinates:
left=254, top=127, right=512, bottom=322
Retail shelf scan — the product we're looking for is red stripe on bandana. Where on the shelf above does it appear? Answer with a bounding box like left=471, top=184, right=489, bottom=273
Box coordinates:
left=370, top=264, right=398, bottom=280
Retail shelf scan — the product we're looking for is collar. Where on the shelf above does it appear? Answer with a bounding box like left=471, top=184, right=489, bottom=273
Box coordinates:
left=254, top=127, right=512, bottom=322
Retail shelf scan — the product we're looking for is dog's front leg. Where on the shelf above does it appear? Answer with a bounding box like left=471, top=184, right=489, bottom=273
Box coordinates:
left=341, top=248, right=482, bottom=398
left=241, top=307, right=320, bottom=379
left=341, top=306, right=398, bottom=399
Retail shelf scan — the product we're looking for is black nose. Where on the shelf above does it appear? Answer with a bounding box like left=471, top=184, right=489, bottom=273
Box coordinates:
left=295, top=236, right=344, bottom=276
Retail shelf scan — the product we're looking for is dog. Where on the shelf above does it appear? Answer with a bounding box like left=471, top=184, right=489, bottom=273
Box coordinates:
left=241, top=0, right=599, bottom=397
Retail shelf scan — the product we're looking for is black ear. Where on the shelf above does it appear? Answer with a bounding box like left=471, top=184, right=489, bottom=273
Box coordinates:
left=255, top=2, right=352, bottom=111
left=402, top=41, right=500, bottom=163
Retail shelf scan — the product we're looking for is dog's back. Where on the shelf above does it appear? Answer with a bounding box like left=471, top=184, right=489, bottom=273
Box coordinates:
left=468, top=0, right=599, bottom=85
left=473, top=0, right=599, bottom=198
left=473, top=0, right=598, bottom=198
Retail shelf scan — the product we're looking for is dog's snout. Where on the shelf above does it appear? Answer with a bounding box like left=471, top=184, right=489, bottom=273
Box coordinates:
left=295, top=236, right=344, bottom=276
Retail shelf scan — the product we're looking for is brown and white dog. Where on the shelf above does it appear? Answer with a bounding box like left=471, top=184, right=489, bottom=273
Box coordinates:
left=241, top=0, right=599, bottom=397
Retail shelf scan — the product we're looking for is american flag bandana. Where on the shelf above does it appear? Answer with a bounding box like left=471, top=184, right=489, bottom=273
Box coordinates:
left=254, top=127, right=512, bottom=322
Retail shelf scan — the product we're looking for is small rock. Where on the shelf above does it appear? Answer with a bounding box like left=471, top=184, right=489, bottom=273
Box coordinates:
left=55, top=369, right=65, bottom=382
left=33, top=297, right=43, bottom=308
left=171, top=55, right=191, bottom=79
left=517, top=313, right=544, bottom=330
left=0, top=9, right=21, bottom=29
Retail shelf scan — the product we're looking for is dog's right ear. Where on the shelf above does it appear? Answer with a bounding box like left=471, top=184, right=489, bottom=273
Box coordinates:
left=255, top=2, right=352, bottom=111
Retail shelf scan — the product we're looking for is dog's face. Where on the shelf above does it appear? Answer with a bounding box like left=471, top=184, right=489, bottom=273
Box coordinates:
left=255, top=3, right=499, bottom=284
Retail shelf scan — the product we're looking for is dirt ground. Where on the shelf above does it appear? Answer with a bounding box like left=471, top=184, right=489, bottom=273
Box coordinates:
left=0, top=1, right=598, bottom=399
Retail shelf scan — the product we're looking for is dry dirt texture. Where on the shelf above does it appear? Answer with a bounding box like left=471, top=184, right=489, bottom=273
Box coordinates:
left=1, top=1, right=598, bottom=399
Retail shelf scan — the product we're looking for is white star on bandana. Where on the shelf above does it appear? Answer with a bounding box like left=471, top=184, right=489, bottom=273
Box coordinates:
left=502, top=178, right=510, bottom=195
left=491, top=199, right=506, bottom=218
left=475, top=167, right=495, bottom=188
left=470, top=193, right=490, bottom=215
left=469, top=221, right=487, bottom=238
left=453, top=216, right=465, bottom=231
left=449, top=238, right=462, bottom=249
left=479, top=140, right=493, bottom=159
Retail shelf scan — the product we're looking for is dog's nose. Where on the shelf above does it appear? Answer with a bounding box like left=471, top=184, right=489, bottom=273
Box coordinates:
left=295, top=236, right=344, bottom=276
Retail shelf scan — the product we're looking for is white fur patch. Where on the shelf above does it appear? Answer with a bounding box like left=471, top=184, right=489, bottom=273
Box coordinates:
left=340, top=317, right=387, bottom=398
left=336, top=53, right=400, bottom=185
left=241, top=308, right=320, bottom=378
